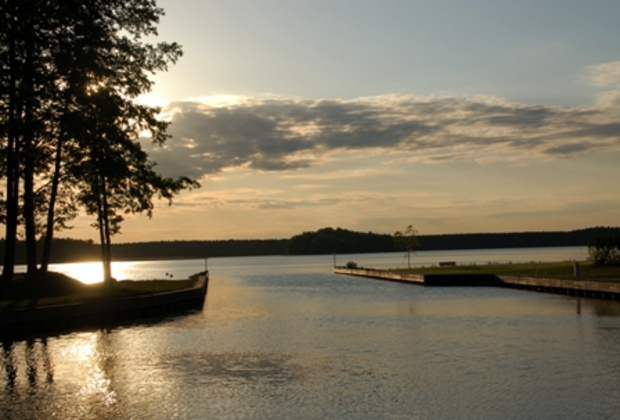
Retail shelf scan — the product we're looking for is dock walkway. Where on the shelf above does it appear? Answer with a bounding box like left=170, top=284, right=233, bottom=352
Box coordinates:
left=333, top=267, right=620, bottom=300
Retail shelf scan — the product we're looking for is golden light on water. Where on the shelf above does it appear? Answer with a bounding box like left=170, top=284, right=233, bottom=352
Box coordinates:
left=66, top=333, right=98, bottom=362
left=64, top=333, right=118, bottom=410
left=48, top=261, right=139, bottom=284
left=51, top=262, right=103, bottom=284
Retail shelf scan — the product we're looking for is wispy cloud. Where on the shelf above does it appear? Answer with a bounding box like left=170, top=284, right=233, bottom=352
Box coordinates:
left=590, top=61, right=620, bottom=87
left=144, top=92, right=620, bottom=180
left=282, top=168, right=387, bottom=180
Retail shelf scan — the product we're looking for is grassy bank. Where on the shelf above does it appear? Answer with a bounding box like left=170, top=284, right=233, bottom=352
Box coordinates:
left=390, top=261, right=620, bottom=281
left=0, top=272, right=197, bottom=312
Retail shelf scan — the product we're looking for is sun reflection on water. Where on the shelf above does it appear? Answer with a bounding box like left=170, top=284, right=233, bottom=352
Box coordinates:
left=64, top=332, right=119, bottom=413
left=47, top=261, right=144, bottom=284
left=45, top=259, right=206, bottom=284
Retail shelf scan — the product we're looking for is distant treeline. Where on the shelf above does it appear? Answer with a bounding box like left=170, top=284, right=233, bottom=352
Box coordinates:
left=0, top=238, right=101, bottom=264
left=0, top=238, right=288, bottom=264
left=1, top=226, right=619, bottom=264
left=418, top=227, right=620, bottom=251
left=286, top=226, right=620, bottom=255
left=287, top=227, right=394, bottom=255
left=111, top=240, right=288, bottom=261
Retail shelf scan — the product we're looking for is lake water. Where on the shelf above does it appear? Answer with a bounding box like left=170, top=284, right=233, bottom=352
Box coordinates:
left=3, top=247, right=620, bottom=419
left=47, top=245, right=589, bottom=284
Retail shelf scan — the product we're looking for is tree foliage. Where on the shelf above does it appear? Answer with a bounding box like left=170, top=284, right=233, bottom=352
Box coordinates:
left=0, top=0, right=198, bottom=285
left=287, top=227, right=394, bottom=255
left=588, top=236, right=620, bottom=266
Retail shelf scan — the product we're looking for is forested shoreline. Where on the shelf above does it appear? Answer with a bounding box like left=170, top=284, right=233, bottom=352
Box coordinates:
left=1, top=226, right=618, bottom=264
left=286, top=227, right=620, bottom=255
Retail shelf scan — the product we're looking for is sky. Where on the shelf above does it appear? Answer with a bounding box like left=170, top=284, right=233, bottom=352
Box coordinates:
left=72, top=0, right=620, bottom=242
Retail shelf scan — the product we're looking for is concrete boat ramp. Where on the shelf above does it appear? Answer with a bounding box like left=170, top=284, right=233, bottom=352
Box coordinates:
left=333, top=267, right=620, bottom=300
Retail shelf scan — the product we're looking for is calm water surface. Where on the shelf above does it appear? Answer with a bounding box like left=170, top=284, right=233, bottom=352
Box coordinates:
left=3, top=248, right=620, bottom=419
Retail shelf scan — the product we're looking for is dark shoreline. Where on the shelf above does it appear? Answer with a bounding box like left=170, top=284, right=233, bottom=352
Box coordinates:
left=2, top=226, right=618, bottom=264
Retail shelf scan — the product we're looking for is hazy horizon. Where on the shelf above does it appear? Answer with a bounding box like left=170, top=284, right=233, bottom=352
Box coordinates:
left=38, top=225, right=615, bottom=245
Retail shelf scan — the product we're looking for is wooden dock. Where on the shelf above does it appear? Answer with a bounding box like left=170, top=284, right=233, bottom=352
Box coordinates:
left=333, top=267, right=620, bottom=299
left=333, top=267, right=425, bottom=284
left=499, top=275, right=620, bottom=299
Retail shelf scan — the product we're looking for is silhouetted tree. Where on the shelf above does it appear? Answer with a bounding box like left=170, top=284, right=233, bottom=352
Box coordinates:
left=0, top=0, right=198, bottom=286
left=58, top=0, right=196, bottom=284
left=394, top=225, right=420, bottom=268
left=0, top=0, right=62, bottom=279
left=0, top=0, right=22, bottom=281
left=72, top=88, right=197, bottom=282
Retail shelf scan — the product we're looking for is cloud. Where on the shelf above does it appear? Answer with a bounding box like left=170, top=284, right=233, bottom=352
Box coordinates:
left=282, top=168, right=387, bottom=180
left=144, top=94, right=620, bottom=179
left=543, top=143, right=593, bottom=156
left=595, top=90, right=620, bottom=110
left=590, top=61, right=620, bottom=87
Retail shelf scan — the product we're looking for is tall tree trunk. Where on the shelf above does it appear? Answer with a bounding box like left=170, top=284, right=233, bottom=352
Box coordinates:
left=90, top=119, right=113, bottom=285
left=92, top=158, right=111, bottom=283
left=22, top=19, right=38, bottom=277
left=40, top=132, right=65, bottom=272
left=100, top=174, right=113, bottom=284
left=96, top=186, right=113, bottom=284
left=2, top=102, right=19, bottom=282
left=2, top=11, right=20, bottom=283
left=92, top=148, right=112, bottom=283
left=95, top=185, right=108, bottom=280
left=24, top=149, right=37, bottom=275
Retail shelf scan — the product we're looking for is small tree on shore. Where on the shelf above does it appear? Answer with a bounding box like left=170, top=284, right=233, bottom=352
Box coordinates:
left=588, top=236, right=620, bottom=265
left=394, top=225, right=420, bottom=269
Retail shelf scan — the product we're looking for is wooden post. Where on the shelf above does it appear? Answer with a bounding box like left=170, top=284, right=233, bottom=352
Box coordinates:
left=573, top=261, right=580, bottom=278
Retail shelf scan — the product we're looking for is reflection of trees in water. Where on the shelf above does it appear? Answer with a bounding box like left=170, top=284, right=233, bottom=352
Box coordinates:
left=2, top=341, right=18, bottom=389
left=25, top=338, right=54, bottom=387
left=0, top=331, right=125, bottom=419
left=91, top=329, right=121, bottom=412
left=61, top=330, right=122, bottom=418
left=1, top=338, right=53, bottom=390
left=589, top=299, right=620, bottom=387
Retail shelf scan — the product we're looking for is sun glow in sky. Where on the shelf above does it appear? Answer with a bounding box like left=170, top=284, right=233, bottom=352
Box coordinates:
left=67, top=0, right=620, bottom=242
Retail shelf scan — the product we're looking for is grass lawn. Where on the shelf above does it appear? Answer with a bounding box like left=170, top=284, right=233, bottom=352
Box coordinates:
left=390, top=261, right=620, bottom=282
left=0, top=271, right=199, bottom=312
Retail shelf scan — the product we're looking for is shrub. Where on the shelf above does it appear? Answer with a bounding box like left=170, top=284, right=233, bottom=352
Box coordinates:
left=588, top=236, right=620, bottom=265
left=345, top=261, right=358, bottom=269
